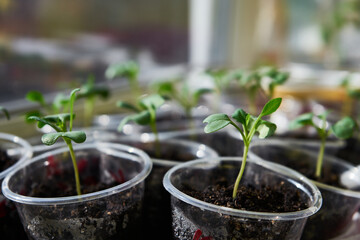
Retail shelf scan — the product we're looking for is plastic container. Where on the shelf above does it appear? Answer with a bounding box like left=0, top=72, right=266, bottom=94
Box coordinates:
left=114, top=137, right=219, bottom=239
left=163, top=157, right=322, bottom=240
left=249, top=139, right=360, bottom=240
left=2, top=142, right=152, bottom=240
left=0, top=133, right=33, bottom=240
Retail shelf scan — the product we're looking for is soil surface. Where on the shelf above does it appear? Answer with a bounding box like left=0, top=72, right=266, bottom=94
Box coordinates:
left=182, top=179, right=308, bottom=213
left=0, top=148, right=16, bottom=172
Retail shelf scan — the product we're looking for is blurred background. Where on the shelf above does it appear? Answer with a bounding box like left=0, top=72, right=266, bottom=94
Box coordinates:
left=1, top=0, right=360, bottom=122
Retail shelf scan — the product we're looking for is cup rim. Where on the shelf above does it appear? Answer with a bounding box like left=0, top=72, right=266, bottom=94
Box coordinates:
left=0, top=132, right=33, bottom=180
left=1, top=142, right=152, bottom=205
left=249, top=139, right=360, bottom=198
left=163, top=157, right=322, bottom=220
left=116, top=137, right=219, bottom=167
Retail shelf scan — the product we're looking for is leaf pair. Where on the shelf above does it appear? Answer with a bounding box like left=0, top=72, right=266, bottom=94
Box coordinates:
left=117, top=94, right=165, bottom=131
left=204, top=98, right=282, bottom=140
left=290, top=112, right=357, bottom=139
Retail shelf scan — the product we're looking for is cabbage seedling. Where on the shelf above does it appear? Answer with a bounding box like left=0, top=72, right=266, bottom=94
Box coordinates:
left=290, top=111, right=357, bottom=178
left=28, top=88, right=86, bottom=195
left=0, top=106, right=10, bottom=120
left=203, top=98, right=282, bottom=199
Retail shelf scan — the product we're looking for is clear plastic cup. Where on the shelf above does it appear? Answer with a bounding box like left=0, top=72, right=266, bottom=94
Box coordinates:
left=163, top=157, right=322, bottom=240
left=2, top=142, right=152, bottom=240
left=249, top=139, right=360, bottom=240
left=0, top=132, right=33, bottom=240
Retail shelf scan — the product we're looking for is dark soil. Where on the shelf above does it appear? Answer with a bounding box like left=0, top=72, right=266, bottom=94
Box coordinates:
left=182, top=179, right=308, bottom=213
left=0, top=148, right=16, bottom=172
left=0, top=148, right=27, bottom=240
left=335, top=137, right=360, bottom=165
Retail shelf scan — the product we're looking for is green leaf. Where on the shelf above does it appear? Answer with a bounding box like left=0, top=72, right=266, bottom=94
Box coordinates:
left=331, top=117, right=356, bottom=139
left=232, top=109, right=248, bottom=125
left=117, top=111, right=151, bottom=131
left=273, top=72, right=289, bottom=84
left=139, top=94, right=165, bottom=111
left=26, top=91, right=46, bottom=106
left=260, top=98, right=282, bottom=116
left=52, top=93, right=69, bottom=112
left=203, top=113, right=231, bottom=133
left=41, top=132, right=63, bottom=145
left=257, top=120, right=277, bottom=139
left=44, top=113, right=72, bottom=125
left=289, top=113, right=314, bottom=129
left=41, top=131, right=87, bottom=145
left=62, top=131, right=87, bottom=143
left=28, top=115, right=56, bottom=129
left=105, top=61, right=139, bottom=80
left=193, top=88, right=213, bottom=103
left=116, top=101, right=139, bottom=112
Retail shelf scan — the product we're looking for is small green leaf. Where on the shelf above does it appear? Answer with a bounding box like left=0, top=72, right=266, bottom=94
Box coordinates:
left=260, top=98, right=282, bottom=116
left=44, top=113, right=72, bottom=125
left=116, top=101, right=140, bottom=112
left=139, top=94, right=165, bottom=111
left=203, top=113, right=231, bottom=133
left=289, top=113, right=314, bottom=129
left=273, top=72, right=289, bottom=84
left=117, top=111, right=151, bottom=131
left=26, top=91, right=46, bottom=106
left=41, top=132, right=63, bottom=145
left=331, top=117, right=356, bottom=139
left=232, top=109, right=248, bottom=125
left=105, top=61, right=139, bottom=80
left=62, top=131, right=87, bottom=143
left=28, top=115, right=54, bottom=129
left=257, top=120, right=277, bottom=139
left=193, top=88, right=213, bottom=102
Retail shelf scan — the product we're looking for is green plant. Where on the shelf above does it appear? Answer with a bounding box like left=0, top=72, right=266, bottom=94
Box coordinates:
left=152, top=79, right=213, bottom=119
left=105, top=61, right=140, bottom=100
left=117, top=94, right=165, bottom=157
left=226, top=66, right=289, bottom=114
left=290, top=110, right=356, bottom=178
left=25, top=90, right=70, bottom=122
left=77, top=75, right=110, bottom=126
left=203, top=98, right=282, bottom=199
left=28, top=89, right=87, bottom=195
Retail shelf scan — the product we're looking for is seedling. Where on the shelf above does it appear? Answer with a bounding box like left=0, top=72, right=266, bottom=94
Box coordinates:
left=28, top=89, right=87, bottom=195
left=105, top=61, right=140, bottom=100
left=203, top=98, right=282, bottom=199
left=77, top=75, right=110, bottom=126
left=117, top=94, right=165, bottom=157
left=290, top=111, right=356, bottom=178
left=227, top=66, right=289, bottom=114
left=25, top=90, right=70, bottom=122
left=152, top=79, right=213, bottom=119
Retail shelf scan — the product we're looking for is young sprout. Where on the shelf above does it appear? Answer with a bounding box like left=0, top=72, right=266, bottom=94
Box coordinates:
left=105, top=61, right=140, bottom=100
left=77, top=75, right=110, bottom=127
left=152, top=79, right=213, bottom=119
left=290, top=111, right=356, bottom=179
left=0, top=106, right=10, bottom=120
left=226, top=66, right=289, bottom=114
left=203, top=98, right=282, bottom=199
left=28, top=89, right=87, bottom=195
left=117, top=94, right=165, bottom=157
left=25, top=90, right=70, bottom=122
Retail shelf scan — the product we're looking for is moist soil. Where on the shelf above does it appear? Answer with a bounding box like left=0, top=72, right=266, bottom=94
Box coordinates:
left=182, top=179, right=308, bottom=213
left=0, top=148, right=28, bottom=240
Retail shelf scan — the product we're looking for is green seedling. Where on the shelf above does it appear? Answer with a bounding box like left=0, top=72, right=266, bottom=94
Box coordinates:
left=206, top=69, right=233, bottom=111
left=25, top=90, right=70, bottom=122
left=105, top=61, right=140, bottom=100
left=117, top=94, right=165, bottom=157
left=152, top=79, right=213, bottom=119
left=203, top=98, right=282, bottom=199
left=0, top=106, right=10, bottom=120
left=227, top=66, right=289, bottom=115
left=290, top=111, right=356, bottom=178
left=77, top=75, right=110, bottom=127
left=28, top=89, right=86, bottom=195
